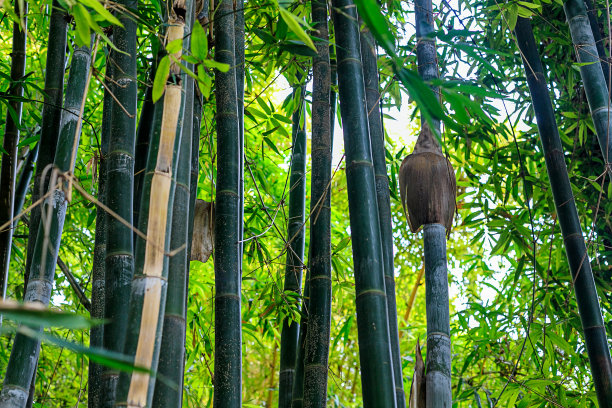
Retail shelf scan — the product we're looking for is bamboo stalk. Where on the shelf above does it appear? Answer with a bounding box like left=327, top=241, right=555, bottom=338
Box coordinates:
left=515, top=17, right=612, bottom=406
left=235, top=0, right=245, bottom=270
left=278, top=84, right=307, bottom=408
left=101, top=0, right=138, bottom=401
left=564, top=0, right=612, bottom=177
left=291, top=268, right=309, bottom=408
left=301, top=1, right=333, bottom=406
left=331, top=1, right=396, bottom=405
left=213, top=0, right=242, bottom=405
left=422, top=224, right=451, bottom=408
left=584, top=0, right=609, bottom=89
left=13, top=143, right=39, bottom=223
left=360, top=22, right=405, bottom=408
left=115, top=3, right=191, bottom=405
left=413, top=2, right=453, bottom=406
left=151, top=2, right=196, bottom=405
left=0, top=1, right=28, bottom=306
left=89, top=56, right=113, bottom=408
left=24, top=0, right=67, bottom=292
left=0, top=40, right=93, bottom=408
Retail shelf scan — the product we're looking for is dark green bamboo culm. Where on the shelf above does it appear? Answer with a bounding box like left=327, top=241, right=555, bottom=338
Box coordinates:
left=400, top=1, right=454, bottom=406
left=300, top=1, right=333, bottom=406
left=115, top=1, right=191, bottom=404
left=24, top=0, right=67, bottom=292
left=13, top=143, right=39, bottom=225
left=583, top=0, right=609, bottom=89
left=563, top=0, right=612, bottom=177
left=235, top=0, right=245, bottom=269
left=213, top=0, right=242, bottom=405
left=89, top=58, right=113, bottom=408
left=278, top=83, right=307, bottom=408
left=0, top=1, right=28, bottom=304
left=151, top=2, right=196, bottom=405
left=331, top=1, right=396, bottom=406
left=133, top=68, right=157, bottom=235
left=101, top=0, right=138, bottom=402
left=360, top=21, right=405, bottom=408
left=0, top=40, right=93, bottom=408
left=515, top=17, right=612, bottom=406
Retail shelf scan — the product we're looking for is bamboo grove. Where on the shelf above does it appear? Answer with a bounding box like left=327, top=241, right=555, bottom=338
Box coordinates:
left=0, top=0, right=611, bottom=407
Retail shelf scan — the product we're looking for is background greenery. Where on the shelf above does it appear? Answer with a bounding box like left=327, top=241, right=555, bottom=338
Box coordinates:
left=0, top=0, right=611, bottom=406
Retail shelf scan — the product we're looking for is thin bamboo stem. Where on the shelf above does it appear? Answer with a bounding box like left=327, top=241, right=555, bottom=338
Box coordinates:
left=278, top=84, right=307, bottom=408
left=0, top=1, right=28, bottom=306
left=301, top=1, right=333, bottom=406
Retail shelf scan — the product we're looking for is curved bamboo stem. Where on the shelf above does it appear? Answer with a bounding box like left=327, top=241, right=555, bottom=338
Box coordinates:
left=515, top=17, right=612, bottom=406
left=0, top=1, right=28, bottom=306
left=0, top=40, right=93, bottom=408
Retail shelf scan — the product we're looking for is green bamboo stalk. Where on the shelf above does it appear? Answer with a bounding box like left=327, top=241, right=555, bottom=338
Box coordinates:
left=24, top=0, right=67, bottom=292
left=0, top=40, right=93, bottom=408
left=515, top=17, right=612, bottom=406
left=235, top=0, right=245, bottom=268
left=188, top=89, right=203, bottom=262
left=331, top=1, right=396, bottom=406
left=89, top=59, right=113, bottom=408
left=360, top=23, right=405, bottom=408
left=213, top=0, right=242, bottom=405
left=114, top=3, right=191, bottom=405
left=583, top=0, right=609, bottom=89
left=422, top=224, right=451, bottom=408
left=133, top=71, right=156, bottom=235
left=101, top=0, right=138, bottom=402
left=0, top=1, right=28, bottom=305
left=300, top=2, right=333, bottom=406
left=414, top=1, right=452, bottom=406
left=291, top=268, right=309, bottom=408
left=278, top=84, right=307, bottom=408
left=151, top=3, right=196, bottom=405
left=13, top=143, right=39, bottom=223
left=564, top=0, right=612, bottom=177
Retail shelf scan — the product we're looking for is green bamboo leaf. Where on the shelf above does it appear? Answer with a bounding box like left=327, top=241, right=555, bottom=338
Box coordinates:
left=72, top=4, right=92, bottom=47
left=78, top=0, right=123, bottom=27
left=278, top=7, right=316, bottom=52
left=0, top=301, right=100, bottom=329
left=191, top=20, right=208, bottom=60
left=201, top=59, right=230, bottom=72
left=166, top=38, right=183, bottom=54
left=152, top=55, right=170, bottom=102
left=353, top=0, right=395, bottom=55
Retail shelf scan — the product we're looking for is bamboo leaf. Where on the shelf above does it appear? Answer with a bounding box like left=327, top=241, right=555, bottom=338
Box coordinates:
left=152, top=55, right=170, bottom=102
left=278, top=7, right=316, bottom=52
left=191, top=20, right=208, bottom=60
left=0, top=300, right=100, bottom=329
left=78, top=0, right=123, bottom=27
left=354, top=0, right=395, bottom=55
left=72, top=4, right=92, bottom=47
